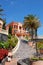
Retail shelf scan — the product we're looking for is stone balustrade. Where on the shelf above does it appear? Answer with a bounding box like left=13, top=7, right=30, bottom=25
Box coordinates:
left=0, top=29, right=8, bottom=35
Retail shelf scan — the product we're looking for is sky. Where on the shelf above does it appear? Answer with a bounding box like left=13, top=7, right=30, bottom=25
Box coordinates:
left=0, top=0, right=43, bottom=36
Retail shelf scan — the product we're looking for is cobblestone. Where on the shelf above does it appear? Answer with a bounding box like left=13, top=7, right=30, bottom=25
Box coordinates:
left=13, top=39, right=36, bottom=59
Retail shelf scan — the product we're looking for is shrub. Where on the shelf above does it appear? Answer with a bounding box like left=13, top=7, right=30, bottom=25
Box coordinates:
left=0, top=42, right=3, bottom=48
left=13, top=36, right=18, bottom=43
left=31, top=57, right=43, bottom=61
left=0, top=36, right=18, bottom=50
left=8, top=34, right=11, bottom=39
left=40, top=58, right=43, bottom=60
left=37, top=41, right=43, bottom=49
left=0, top=41, right=9, bottom=49
left=7, top=36, right=18, bottom=49
left=3, top=42, right=10, bottom=49
left=0, top=41, right=4, bottom=48
left=31, top=57, right=39, bottom=61
left=11, top=42, right=17, bottom=48
left=8, top=26, right=12, bottom=35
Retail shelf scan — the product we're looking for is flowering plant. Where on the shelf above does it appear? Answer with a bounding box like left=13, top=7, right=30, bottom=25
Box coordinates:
left=0, top=49, right=8, bottom=61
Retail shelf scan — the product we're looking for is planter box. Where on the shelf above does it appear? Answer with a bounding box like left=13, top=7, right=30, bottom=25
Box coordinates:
left=31, top=61, right=43, bottom=65
left=40, top=49, right=43, bottom=54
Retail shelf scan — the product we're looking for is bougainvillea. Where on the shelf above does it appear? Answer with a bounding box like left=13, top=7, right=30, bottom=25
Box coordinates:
left=0, top=49, right=8, bottom=61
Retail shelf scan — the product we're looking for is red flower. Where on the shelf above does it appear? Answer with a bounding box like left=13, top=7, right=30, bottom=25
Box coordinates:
left=0, top=49, right=8, bottom=60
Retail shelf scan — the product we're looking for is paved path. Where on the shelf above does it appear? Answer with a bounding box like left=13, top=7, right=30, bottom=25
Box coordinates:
left=5, top=58, right=18, bottom=65
left=5, top=39, right=36, bottom=65
left=13, top=39, right=36, bottom=59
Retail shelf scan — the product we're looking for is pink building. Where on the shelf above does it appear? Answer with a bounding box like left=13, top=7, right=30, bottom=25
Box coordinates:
left=6, top=21, right=30, bottom=37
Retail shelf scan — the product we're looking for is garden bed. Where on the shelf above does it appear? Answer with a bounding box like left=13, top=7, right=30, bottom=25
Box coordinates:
left=0, top=35, right=18, bottom=62
left=0, top=35, right=18, bottom=50
left=37, top=40, right=43, bottom=54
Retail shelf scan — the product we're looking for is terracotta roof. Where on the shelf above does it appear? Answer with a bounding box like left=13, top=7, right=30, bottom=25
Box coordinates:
left=6, top=21, right=23, bottom=26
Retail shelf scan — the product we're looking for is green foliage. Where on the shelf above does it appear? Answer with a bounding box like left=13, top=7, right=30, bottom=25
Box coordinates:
left=7, top=36, right=18, bottom=48
left=0, top=41, right=9, bottom=49
left=37, top=41, right=43, bottom=49
left=23, top=14, right=40, bottom=39
left=3, top=41, right=10, bottom=49
left=2, top=19, right=6, bottom=30
left=25, top=36, right=29, bottom=40
left=31, top=57, right=39, bottom=61
left=31, top=57, right=43, bottom=61
left=39, top=58, right=43, bottom=60
left=13, top=36, right=18, bottom=43
left=0, top=5, right=6, bottom=30
left=8, top=34, right=11, bottom=39
left=8, top=26, right=12, bottom=35
left=0, top=36, right=18, bottom=50
left=25, top=36, right=31, bottom=40
left=0, top=42, right=3, bottom=48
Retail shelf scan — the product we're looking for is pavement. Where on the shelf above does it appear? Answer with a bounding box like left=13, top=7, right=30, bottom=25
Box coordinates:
left=13, top=39, right=36, bottom=59
left=5, top=58, right=18, bottom=65
left=5, top=39, right=36, bottom=65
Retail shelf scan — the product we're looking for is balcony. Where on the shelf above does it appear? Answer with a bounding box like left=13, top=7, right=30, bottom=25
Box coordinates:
left=0, top=29, right=8, bottom=35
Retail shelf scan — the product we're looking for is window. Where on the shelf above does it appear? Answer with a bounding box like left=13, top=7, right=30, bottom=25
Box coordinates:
left=19, top=26, right=21, bottom=29
left=14, top=25, right=18, bottom=28
left=14, top=25, right=16, bottom=28
left=14, top=30, right=17, bottom=33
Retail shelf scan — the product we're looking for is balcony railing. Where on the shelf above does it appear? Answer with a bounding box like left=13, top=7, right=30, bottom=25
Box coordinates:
left=0, top=29, right=8, bottom=35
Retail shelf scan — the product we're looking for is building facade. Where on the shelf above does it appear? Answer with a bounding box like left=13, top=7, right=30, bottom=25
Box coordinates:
left=6, top=22, right=30, bottom=37
left=0, top=19, right=8, bottom=35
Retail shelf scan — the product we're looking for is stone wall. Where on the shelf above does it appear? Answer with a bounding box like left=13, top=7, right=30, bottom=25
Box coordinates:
left=0, top=33, right=8, bottom=41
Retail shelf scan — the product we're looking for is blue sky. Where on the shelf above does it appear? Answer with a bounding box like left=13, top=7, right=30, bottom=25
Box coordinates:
left=0, top=0, right=43, bottom=36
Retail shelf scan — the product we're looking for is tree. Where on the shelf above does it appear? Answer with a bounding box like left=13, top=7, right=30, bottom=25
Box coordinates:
left=23, top=14, right=40, bottom=40
left=8, top=26, right=12, bottom=35
left=0, top=5, right=6, bottom=30
left=23, top=14, right=40, bottom=56
left=0, top=5, right=4, bottom=17
left=23, top=15, right=35, bottom=40
left=2, top=19, right=6, bottom=30
left=34, top=19, right=40, bottom=38
left=33, top=20, right=40, bottom=56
